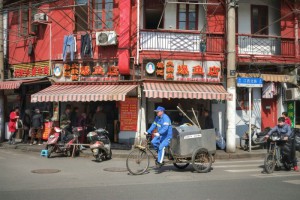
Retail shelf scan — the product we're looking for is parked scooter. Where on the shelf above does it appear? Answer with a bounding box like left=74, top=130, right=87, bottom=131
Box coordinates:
left=87, top=128, right=112, bottom=162
left=242, top=125, right=271, bottom=151
left=46, top=127, right=83, bottom=158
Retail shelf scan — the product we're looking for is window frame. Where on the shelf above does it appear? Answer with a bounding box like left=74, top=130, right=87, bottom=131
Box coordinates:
left=251, top=5, right=268, bottom=35
left=176, top=2, right=199, bottom=30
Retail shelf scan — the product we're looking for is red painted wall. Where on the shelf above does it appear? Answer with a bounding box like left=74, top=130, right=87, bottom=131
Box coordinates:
left=8, top=0, right=133, bottom=75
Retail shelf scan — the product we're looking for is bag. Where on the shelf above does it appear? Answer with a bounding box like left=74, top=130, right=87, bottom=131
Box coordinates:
left=16, top=119, right=23, bottom=129
left=215, top=130, right=226, bottom=150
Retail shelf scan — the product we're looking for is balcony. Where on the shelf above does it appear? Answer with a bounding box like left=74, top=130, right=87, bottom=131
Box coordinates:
left=140, top=30, right=224, bottom=54
left=237, top=34, right=295, bottom=57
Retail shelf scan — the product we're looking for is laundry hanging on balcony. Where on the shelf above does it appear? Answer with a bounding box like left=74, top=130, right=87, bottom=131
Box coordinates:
left=62, top=34, right=76, bottom=62
left=80, top=33, right=93, bottom=59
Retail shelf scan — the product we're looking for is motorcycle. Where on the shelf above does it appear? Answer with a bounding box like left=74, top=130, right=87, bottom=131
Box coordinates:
left=242, top=125, right=270, bottom=151
left=46, top=126, right=83, bottom=158
left=87, top=128, right=112, bottom=162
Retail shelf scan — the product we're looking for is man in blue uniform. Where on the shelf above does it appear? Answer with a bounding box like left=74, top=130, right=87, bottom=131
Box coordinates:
left=145, top=106, right=172, bottom=167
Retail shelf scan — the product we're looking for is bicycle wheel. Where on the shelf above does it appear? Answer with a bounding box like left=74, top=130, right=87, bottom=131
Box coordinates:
left=264, top=153, right=275, bottom=174
left=192, top=148, right=212, bottom=173
left=126, top=148, right=150, bottom=175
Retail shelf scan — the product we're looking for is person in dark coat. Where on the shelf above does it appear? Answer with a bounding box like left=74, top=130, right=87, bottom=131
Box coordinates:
left=30, top=108, right=44, bottom=145
left=22, top=109, right=31, bottom=144
left=204, top=109, right=214, bottom=129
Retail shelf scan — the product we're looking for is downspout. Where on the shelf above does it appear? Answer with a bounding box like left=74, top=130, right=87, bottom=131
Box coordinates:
left=295, top=15, right=299, bottom=59
left=136, top=0, right=140, bottom=66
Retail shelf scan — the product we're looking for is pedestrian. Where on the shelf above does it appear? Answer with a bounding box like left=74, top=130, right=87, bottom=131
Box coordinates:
left=204, top=109, right=214, bottom=129
left=78, top=112, right=87, bottom=149
left=30, top=108, right=43, bottom=145
left=60, top=107, right=71, bottom=142
left=282, top=112, right=291, bottom=126
left=8, top=107, right=20, bottom=145
left=70, top=107, right=79, bottom=127
left=93, top=105, right=107, bottom=129
left=22, top=109, right=31, bottom=144
left=144, top=106, right=172, bottom=168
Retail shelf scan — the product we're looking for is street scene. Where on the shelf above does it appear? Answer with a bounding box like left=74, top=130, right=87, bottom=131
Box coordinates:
left=0, top=147, right=300, bottom=200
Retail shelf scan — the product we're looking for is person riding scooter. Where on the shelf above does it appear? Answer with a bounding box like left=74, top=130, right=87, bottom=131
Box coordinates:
left=264, top=117, right=299, bottom=172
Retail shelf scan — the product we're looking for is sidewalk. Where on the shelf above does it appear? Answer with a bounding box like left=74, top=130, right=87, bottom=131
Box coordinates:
left=0, top=140, right=276, bottom=160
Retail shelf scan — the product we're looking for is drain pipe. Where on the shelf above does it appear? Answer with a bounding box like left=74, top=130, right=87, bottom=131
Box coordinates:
left=136, top=0, right=140, bottom=66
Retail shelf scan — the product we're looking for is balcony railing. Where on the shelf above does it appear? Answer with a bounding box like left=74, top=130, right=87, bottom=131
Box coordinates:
left=140, top=30, right=224, bottom=54
left=237, top=34, right=295, bottom=56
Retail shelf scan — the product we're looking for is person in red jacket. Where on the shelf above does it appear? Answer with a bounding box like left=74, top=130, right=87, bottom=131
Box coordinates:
left=8, top=107, right=20, bottom=145
left=282, top=112, right=291, bottom=126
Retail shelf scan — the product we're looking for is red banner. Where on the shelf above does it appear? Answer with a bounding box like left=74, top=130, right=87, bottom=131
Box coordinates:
left=119, top=98, right=138, bottom=131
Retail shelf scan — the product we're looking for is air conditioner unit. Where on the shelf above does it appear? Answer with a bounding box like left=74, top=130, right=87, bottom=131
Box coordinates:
left=96, top=31, right=117, bottom=46
left=285, top=88, right=300, bottom=101
left=34, top=13, right=47, bottom=22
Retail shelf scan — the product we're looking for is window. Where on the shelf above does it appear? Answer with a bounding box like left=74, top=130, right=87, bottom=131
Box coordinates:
left=251, top=5, right=268, bottom=35
left=177, top=2, right=198, bottom=30
left=144, top=0, right=164, bottom=29
left=75, top=0, right=113, bottom=32
left=18, top=3, right=38, bottom=37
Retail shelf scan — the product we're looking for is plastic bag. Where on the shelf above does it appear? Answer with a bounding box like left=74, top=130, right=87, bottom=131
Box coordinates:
left=216, top=130, right=226, bottom=150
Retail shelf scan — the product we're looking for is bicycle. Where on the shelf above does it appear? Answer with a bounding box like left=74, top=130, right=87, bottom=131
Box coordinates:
left=264, top=134, right=293, bottom=174
left=126, top=132, right=214, bottom=175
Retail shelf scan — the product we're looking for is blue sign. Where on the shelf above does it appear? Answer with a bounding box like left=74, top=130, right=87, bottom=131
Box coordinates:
left=237, top=77, right=263, bottom=88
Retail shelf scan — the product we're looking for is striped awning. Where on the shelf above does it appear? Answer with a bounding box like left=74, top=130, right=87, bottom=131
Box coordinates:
left=0, top=79, right=40, bottom=90
left=31, top=84, right=138, bottom=102
left=143, top=82, right=232, bottom=101
left=238, top=73, right=295, bottom=83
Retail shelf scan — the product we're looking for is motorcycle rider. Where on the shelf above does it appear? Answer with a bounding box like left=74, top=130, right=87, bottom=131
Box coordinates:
left=144, top=106, right=172, bottom=168
left=265, top=117, right=299, bottom=172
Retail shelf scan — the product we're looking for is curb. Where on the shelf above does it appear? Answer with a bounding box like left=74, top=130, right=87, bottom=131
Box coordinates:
left=1, top=143, right=269, bottom=160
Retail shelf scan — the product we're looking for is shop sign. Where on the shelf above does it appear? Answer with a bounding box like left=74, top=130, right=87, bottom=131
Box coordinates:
left=145, top=62, right=156, bottom=74
left=53, top=64, right=63, bottom=77
left=287, top=101, right=295, bottom=128
left=13, top=62, right=50, bottom=78
left=80, top=76, right=119, bottom=82
left=146, top=60, right=222, bottom=83
left=119, top=98, right=138, bottom=131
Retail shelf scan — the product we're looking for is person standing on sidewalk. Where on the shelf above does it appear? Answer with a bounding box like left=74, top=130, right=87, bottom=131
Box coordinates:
left=8, top=107, right=20, bottom=145
left=60, top=107, right=71, bottom=142
left=282, top=112, right=291, bottom=126
left=22, top=109, right=31, bottom=144
left=93, top=105, right=107, bottom=129
left=30, top=108, right=43, bottom=145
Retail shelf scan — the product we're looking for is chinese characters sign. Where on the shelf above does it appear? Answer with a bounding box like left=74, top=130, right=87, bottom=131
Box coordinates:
left=119, top=98, right=138, bottom=131
left=237, top=77, right=263, bottom=88
left=13, top=62, right=50, bottom=78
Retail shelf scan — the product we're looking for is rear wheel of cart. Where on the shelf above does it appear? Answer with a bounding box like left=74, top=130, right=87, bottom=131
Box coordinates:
left=264, top=153, right=275, bottom=174
left=173, top=163, right=190, bottom=169
left=192, top=148, right=212, bottom=173
left=126, top=148, right=149, bottom=175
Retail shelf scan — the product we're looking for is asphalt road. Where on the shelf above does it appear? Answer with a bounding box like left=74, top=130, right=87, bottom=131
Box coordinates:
left=0, top=148, right=300, bottom=200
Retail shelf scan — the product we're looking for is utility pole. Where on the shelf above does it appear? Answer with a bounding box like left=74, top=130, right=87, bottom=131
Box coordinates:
left=226, top=0, right=237, bottom=153
left=0, top=0, right=4, bottom=143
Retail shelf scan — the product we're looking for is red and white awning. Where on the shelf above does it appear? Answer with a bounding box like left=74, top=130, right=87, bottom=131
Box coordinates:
left=0, top=79, right=40, bottom=90
left=31, top=84, right=137, bottom=102
left=143, top=82, right=232, bottom=101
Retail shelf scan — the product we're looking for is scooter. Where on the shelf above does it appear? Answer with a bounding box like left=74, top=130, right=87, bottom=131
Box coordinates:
left=242, top=125, right=271, bottom=151
left=87, top=128, right=112, bottom=162
left=46, top=127, right=83, bottom=158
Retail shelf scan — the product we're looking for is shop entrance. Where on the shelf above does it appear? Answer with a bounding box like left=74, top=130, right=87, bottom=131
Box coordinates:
left=261, top=98, right=277, bottom=130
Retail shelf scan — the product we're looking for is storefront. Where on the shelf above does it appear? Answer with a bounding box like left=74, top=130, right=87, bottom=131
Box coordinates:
left=30, top=61, right=139, bottom=143
left=139, top=60, right=232, bottom=138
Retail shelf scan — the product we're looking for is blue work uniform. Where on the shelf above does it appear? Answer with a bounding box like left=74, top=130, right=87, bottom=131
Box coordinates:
left=147, top=113, right=172, bottom=164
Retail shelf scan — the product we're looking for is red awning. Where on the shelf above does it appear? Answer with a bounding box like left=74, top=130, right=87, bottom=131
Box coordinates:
left=31, top=84, right=137, bottom=102
left=143, top=82, right=232, bottom=101
left=0, top=79, right=41, bottom=90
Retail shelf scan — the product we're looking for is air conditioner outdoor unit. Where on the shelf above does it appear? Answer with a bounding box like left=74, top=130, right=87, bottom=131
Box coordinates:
left=34, top=13, right=47, bottom=22
left=96, top=31, right=117, bottom=46
left=285, top=88, right=300, bottom=101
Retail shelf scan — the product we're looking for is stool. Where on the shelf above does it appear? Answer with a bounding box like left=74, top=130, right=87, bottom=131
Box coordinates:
left=40, top=150, right=48, bottom=157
